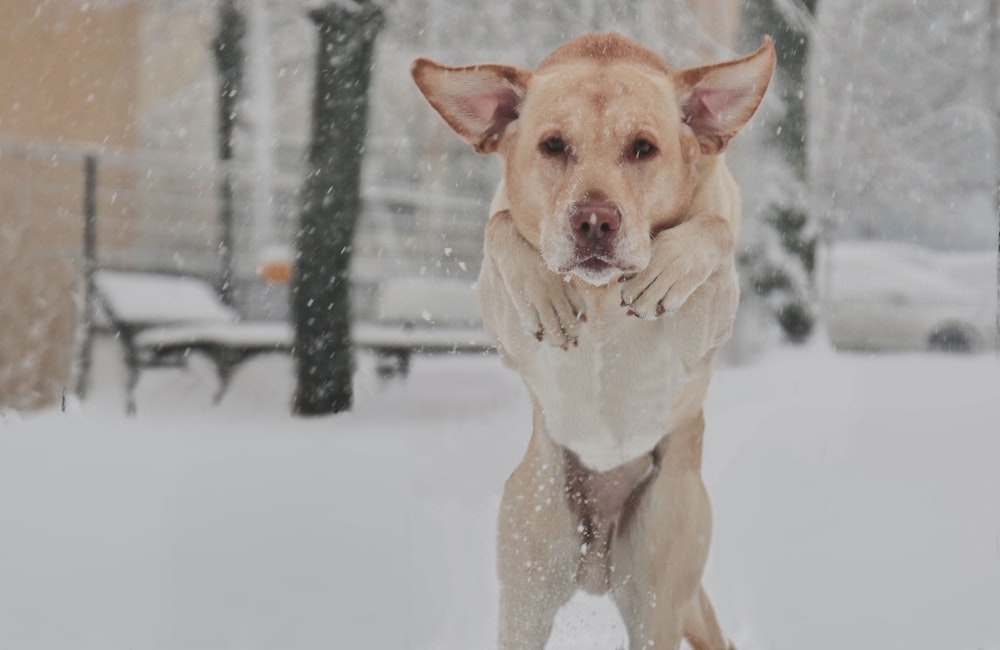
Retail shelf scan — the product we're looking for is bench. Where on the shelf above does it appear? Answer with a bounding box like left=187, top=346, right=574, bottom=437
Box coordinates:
left=93, top=270, right=293, bottom=414
left=353, top=276, right=495, bottom=377
left=91, top=271, right=494, bottom=412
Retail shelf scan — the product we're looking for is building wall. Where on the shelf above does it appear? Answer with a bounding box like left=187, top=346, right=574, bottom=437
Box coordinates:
left=0, top=1, right=139, bottom=145
left=0, top=0, right=139, bottom=410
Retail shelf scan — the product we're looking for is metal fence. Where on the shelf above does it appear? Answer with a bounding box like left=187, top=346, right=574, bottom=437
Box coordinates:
left=1, top=135, right=490, bottom=324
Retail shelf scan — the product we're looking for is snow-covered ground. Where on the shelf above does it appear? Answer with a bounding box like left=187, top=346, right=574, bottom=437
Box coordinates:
left=2, top=337, right=999, bottom=650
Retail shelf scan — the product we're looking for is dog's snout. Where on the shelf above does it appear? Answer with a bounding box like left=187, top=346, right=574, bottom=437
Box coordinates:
left=571, top=204, right=621, bottom=241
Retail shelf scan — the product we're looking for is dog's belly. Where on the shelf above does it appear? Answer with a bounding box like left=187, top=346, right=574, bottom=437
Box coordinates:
left=527, top=312, right=687, bottom=472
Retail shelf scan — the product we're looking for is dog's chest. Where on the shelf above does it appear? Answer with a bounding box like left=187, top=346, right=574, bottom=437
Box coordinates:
left=527, top=299, right=688, bottom=472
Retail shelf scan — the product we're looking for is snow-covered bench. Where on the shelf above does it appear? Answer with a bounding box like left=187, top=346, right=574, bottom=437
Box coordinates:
left=93, top=271, right=493, bottom=412
left=94, top=270, right=293, bottom=414
left=353, top=276, right=494, bottom=378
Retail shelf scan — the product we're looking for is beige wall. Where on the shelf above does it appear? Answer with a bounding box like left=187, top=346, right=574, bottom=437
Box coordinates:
left=0, top=1, right=139, bottom=410
left=0, top=1, right=139, bottom=145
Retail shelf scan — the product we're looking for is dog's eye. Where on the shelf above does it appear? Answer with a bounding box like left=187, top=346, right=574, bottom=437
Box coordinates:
left=631, top=139, right=656, bottom=160
left=541, top=137, right=566, bottom=155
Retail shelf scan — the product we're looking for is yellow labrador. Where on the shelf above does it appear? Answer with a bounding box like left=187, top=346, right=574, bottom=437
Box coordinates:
left=412, top=33, right=774, bottom=650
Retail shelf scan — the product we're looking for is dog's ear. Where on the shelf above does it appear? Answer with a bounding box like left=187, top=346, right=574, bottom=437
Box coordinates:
left=675, top=38, right=776, bottom=155
left=411, top=58, right=531, bottom=154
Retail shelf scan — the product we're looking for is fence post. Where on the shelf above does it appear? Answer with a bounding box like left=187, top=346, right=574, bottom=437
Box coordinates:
left=991, top=0, right=1000, bottom=353
left=212, top=0, right=244, bottom=307
left=76, top=154, right=98, bottom=398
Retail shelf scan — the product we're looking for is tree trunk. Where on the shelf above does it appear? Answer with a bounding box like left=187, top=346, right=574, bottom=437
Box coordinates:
left=292, top=0, right=384, bottom=416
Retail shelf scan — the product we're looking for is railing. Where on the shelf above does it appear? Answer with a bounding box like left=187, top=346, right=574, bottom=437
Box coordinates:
left=0, top=135, right=491, bottom=326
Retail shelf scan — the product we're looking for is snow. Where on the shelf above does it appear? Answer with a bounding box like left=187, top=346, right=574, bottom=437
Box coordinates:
left=809, top=0, right=997, bottom=251
left=2, top=339, right=999, bottom=650
left=135, top=322, right=293, bottom=348
left=95, top=270, right=490, bottom=350
left=95, top=271, right=237, bottom=326
left=820, top=241, right=998, bottom=352
left=351, top=323, right=493, bottom=350
left=375, top=276, right=483, bottom=325
left=824, top=240, right=988, bottom=300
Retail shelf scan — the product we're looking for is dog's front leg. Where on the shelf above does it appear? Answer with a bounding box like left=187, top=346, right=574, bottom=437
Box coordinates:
left=481, top=211, right=585, bottom=349
left=619, top=214, right=735, bottom=320
left=496, top=431, right=579, bottom=650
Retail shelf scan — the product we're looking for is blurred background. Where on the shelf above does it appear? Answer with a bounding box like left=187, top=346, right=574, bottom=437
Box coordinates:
left=1, top=0, right=998, bottom=411
left=3, top=4, right=999, bottom=650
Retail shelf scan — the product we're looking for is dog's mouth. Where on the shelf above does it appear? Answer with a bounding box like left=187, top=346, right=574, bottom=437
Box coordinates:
left=578, top=257, right=614, bottom=273
left=559, top=255, right=641, bottom=286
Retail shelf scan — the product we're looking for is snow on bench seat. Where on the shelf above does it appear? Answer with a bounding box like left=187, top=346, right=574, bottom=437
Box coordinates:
left=352, top=323, right=493, bottom=351
left=374, top=276, right=484, bottom=326
left=136, top=322, right=294, bottom=349
left=358, top=276, right=494, bottom=376
left=92, top=270, right=495, bottom=410
left=95, top=271, right=237, bottom=326
left=93, top=270, right=292, bottom=414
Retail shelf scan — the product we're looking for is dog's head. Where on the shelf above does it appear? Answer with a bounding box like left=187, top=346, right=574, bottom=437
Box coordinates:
left=412, top=33, right=775, bottom=286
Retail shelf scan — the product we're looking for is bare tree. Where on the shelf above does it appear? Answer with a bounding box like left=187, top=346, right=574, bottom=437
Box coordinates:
left=292, top=0, right=384, bottom=416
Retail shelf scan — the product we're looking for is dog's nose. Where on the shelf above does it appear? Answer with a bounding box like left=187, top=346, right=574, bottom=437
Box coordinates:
left=570, top=204, right=621, bottom=241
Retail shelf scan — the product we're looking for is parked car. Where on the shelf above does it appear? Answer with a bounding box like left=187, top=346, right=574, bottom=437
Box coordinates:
left=819, top=241, right=998, bottom=353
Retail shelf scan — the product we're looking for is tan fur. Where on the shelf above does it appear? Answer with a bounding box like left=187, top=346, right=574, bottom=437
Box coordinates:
left=412, top=32, right=775, bottom=650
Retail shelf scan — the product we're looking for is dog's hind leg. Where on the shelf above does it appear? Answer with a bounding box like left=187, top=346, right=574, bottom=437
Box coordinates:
left=611, top=556, right=686, bottom=650
left=496, top=431, right=578, bottom=650
left=610, top=430, right=715, bottom=650
left=683, top=585, right=733, bottom=650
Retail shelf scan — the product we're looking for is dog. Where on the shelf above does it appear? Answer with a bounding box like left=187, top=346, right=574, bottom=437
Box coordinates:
left=412, top=32, right=775, bottom=650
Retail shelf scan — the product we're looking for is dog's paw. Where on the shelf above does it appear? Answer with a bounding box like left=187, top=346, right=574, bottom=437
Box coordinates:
left=507, top=273, right=586, bottom=348
left=485, top=212, right=585, bottom=348
left=620, top=215, right=733, bottom=319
